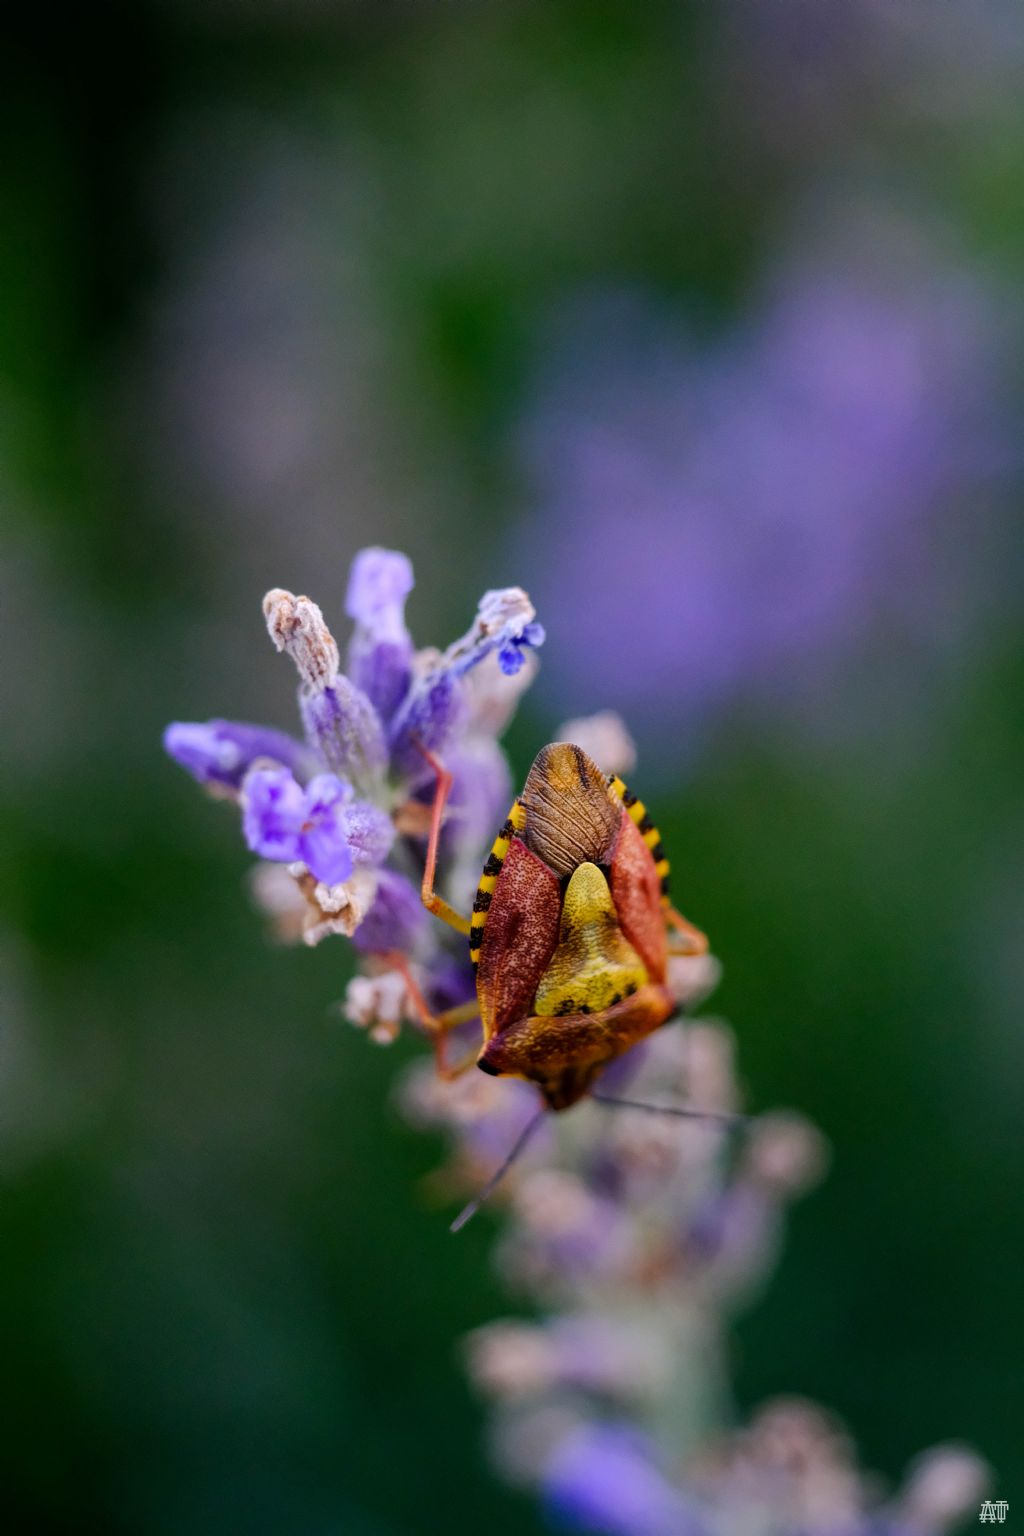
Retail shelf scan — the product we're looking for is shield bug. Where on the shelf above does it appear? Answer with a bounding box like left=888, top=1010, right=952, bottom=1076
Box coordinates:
left=388, top=741, right=725, bottom=1227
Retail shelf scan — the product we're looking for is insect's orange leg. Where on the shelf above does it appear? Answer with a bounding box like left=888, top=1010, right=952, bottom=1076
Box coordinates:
left=665, top=906, right=709, bottom=956
left=429, top=1002, right=484, bottom=1079
left=384, top=950, right=481, bottom=1080
left=414, top=741, right=472, bottom=937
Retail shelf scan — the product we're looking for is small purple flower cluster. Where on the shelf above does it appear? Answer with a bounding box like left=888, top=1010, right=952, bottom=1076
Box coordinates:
left=164, top=547, right=543, bottom=1000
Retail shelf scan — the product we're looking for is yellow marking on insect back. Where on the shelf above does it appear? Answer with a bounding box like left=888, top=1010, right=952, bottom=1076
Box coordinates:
left=642, top=826, right=660, bottom=849
left=533, top=862, right=648, bottom=1017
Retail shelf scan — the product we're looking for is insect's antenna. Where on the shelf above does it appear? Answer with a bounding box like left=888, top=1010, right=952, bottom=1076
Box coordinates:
left=449, top=1105, right=547, bottom=1235
left=590, top=1090, right=747, bottom=1128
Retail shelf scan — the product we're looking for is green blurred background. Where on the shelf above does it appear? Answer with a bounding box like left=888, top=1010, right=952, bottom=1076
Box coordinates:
left=2, top=3, right=1022, bottom=1532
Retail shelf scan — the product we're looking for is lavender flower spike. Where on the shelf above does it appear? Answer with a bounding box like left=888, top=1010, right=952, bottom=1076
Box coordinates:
left=163, top=718, right=314, bottom=790
left=389, top=585, right=544, bottom=774
left=264, top=588, right=387, bottom=792
left=345, top=547, right=415, bottom=725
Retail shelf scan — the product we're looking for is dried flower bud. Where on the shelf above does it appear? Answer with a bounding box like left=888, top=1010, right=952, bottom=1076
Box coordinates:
left=344, top=968, right=412, bottom=1045
left=683, top=1021, right=740, bottom=1113
left=744, top=1112, right=829, bottom=1197
left=263, top=589, right=340, bottom=689
left=667, top=952, right=722, bottom=1010
left=298, top=866, right=379, bottom=947
left=512, top=1169, right=598, bottom=1238
left=247, top=860, right=308, bottom=944
left=898, top=1444, right=991, bottom=1530
left=465, top=1322, right=554, bottom=1399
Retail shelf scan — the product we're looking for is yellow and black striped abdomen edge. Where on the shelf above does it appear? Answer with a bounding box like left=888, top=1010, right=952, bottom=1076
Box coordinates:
left=608, top=774, right=671, bottom=901
left=469, top=798, right=527, bottom=969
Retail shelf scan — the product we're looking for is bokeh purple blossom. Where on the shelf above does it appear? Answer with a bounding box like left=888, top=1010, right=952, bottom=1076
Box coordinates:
left=518, top=212, right=1013, bottom=761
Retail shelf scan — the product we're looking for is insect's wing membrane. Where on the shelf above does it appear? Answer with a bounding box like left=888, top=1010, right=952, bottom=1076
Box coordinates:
left=608, top=810, right=668, bottom=983
left=477, top=836, right=561, bottom=1041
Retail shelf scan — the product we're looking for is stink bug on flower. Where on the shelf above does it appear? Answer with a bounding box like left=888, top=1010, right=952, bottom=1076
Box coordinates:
left=387, top=741, right=727, bottom=1229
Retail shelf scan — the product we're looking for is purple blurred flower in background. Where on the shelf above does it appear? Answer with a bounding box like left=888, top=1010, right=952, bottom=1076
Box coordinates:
left=517, top=211, right=1011, bottom=762
left=545, top=1424, right=708, bottom=1536
left=345, top=545, right=416, bottom=723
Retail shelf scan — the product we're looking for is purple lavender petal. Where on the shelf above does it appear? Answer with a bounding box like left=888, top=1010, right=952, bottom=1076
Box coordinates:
left=346, top=547, right=415, bottom=632
left=345, top=547, right=416, bottom=724
left=544, top=1425, right=708, bottom=1536
left=451, top=587, right=545, bottom=681
left=338, top=798, right=395, bottom=869
left=300, top=676, right=388, bottom=790
left=301, top=773, right=355, bottom=812
left=443, top=736, right=514, bottom=861
left=294, top=773, right=355, bottom=885
left=163, top=719, right=314, bottom=789
left=297, top=821, right=354, bottom=887
left=241, top=767, right=389, bottom=886
left=347, top=646, right=413, bottom=730
left=351, top=868, right=427, bottom=954
left=388, top=587, right=544, bottom=775
left=421, top=955, right=479, bottom=1011
left=498, top=620, right=546, bottom=676
left=242, top=765, right=306, bottom=862
left=388, top=669, right=462, bottom=777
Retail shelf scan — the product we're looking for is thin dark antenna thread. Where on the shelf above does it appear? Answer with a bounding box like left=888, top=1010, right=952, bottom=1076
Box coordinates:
left=590, top=1091, right=747, bottom=1128
left=449, top=1105, right=547, bottom=1234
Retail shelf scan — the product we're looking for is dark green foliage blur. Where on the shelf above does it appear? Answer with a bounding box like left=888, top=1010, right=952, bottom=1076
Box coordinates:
left=2, top=3, right=1022, bottom=1532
